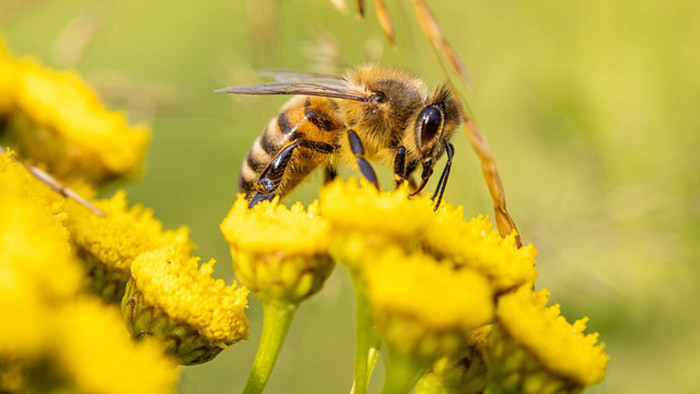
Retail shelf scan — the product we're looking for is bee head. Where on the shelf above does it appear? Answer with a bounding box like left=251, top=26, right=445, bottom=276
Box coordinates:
left=343, top=67, right=425, bottom=137
left=414, top=85, right=460, bottom=165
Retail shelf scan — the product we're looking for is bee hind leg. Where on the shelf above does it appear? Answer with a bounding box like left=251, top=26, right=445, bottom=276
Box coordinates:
left=248, top=192, right=276, bottom=208
left=347, top=130, right=379, bottom=189
left=251, top=139, right=338, bottom=208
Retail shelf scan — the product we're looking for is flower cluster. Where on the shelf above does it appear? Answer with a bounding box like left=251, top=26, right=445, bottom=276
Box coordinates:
left=317, top=178, right=607, bottom=394
left=1, top=38, right=251, bottom=391
left=0, top=152, right=178, bottom=393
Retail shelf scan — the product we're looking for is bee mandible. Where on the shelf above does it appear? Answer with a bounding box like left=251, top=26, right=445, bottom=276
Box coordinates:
left=217, top=65, right=461, bottom=209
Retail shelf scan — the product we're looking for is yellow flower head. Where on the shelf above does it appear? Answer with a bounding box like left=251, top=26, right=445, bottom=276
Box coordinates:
left=423, top=205, right=538, bottom=292
left=221, top=195, right=329, bottom=255
left=65, top=190, right=192, bottom=303
left=220, top=196, right=334, bottom=305
left=487, top=286, right=609, bottom=392
left=124, top=245, right=250, bottom=364
left=8, top=57, right=150, bottom=184
left=54, top=297, right=178, bottom=394
left=365, top=247, right=494, bottom=359
left=319, top=178, right=435, bottom=270
left=0, top=167, right=82, bottom=302
left=320, top=178, right=435, bottom=239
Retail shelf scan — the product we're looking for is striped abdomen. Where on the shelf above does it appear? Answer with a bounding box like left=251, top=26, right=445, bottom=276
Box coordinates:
left=238, top=96, right=344, bottom=198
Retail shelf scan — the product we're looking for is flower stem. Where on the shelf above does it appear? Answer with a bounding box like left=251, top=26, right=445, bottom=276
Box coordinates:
left=351, top=274, right=380, bottom=394
left=242, top=302, right=297, bottom=394
left=380, top=351, right=431, bottom=394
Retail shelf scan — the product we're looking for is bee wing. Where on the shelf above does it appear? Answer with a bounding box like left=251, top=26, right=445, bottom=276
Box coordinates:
left=257, top=69, right=345, bottom=83
left=216, top=81, right=370, bottom=102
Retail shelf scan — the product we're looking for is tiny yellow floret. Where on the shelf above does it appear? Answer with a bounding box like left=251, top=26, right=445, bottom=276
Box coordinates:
left=496, top=286, right=609, bottom=385
left=130, top=245, right=250, bottom=344
left=54, top=298, right=178, bottom=394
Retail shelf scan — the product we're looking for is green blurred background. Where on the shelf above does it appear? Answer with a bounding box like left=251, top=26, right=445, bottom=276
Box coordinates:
left=2, top=0, right=698, bottom=392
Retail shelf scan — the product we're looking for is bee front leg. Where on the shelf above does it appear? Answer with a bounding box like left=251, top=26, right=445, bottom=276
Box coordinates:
left=392, top=146, right=407, bottom=188
left=347, top=130, right=379, bottom=189
left=323, top=166, right=338, bottom=184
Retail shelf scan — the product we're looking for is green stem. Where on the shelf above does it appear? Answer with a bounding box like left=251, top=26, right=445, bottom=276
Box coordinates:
left=381, top=351, right=431, bottom=394
left=351, top=274, right=380, bottom=394
left=242, top=302, right=297, bottom=394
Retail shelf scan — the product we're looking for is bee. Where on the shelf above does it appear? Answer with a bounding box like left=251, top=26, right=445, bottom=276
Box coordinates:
left=217, top=65, right=461, bottom=209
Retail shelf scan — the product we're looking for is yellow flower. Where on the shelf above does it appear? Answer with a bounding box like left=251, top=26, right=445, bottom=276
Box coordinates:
left=7, top=57, right=150, bottom=184
left=65, top=190, right=192, bottom=303
left=220, top=195, right=334, bottom=305
left=0, top=169, right=82, bottom=302
left=423, top=205, right=538, bottom=292
left=54, top=297, right=178, bottom=394
left=487, top=286, right=608, bottom=393
left=124, top=245, right=250, bottom=365
left=365, top=247, right=494, bottom=359
left=320, top=178, right=435, bottom=270
left=321, top=178, right=435, bottom=240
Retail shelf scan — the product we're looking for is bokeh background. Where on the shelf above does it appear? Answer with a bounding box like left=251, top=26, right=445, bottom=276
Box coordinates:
left=2, top=0, right=698, bottom=392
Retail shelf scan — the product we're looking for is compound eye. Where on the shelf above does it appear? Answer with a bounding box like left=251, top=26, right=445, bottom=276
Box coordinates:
left=369, top=91, right=387, bottom=103
left=416, top=105, right=443, bottom=148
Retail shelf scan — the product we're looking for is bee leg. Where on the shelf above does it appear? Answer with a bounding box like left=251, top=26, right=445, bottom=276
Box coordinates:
left=405, top=160, right=419, bottom=191
left=393, top=146, right=407, bottom=188
left=248, top=192, right=275, bottom=208
left=323, top=166, right=338, bottom=184
left=254, top=139, right=337, bottom=198
left=347, top=130, right=379, bottom=189
left=255, top=141, right=300, bottom=194
left=431, top=143, right=454, bottom=211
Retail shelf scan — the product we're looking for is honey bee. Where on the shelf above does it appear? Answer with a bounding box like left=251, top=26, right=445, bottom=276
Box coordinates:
left=217, top=65, right=461, bottom=209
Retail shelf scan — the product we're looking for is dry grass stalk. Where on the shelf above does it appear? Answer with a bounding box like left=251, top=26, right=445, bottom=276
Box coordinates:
left=411, top=0, right=472, bottom=88
left=409, top=0, right=522, bottom=246
left=356, top=0, right=366, bottom=18
left=374, top=0, right=395, bottom=47
left=0, top=146, right=104, bottom=217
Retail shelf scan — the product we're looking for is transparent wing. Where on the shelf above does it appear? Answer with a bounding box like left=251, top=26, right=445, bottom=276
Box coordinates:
left=216, top=81, right=370, bottom=102
left=257, top=69, right=345, bottom=84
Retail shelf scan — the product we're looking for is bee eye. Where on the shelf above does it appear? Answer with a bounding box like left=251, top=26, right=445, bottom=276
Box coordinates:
left=369, top=92, right=387, bottom=103
left=415, top=105, right=443, bottom=148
